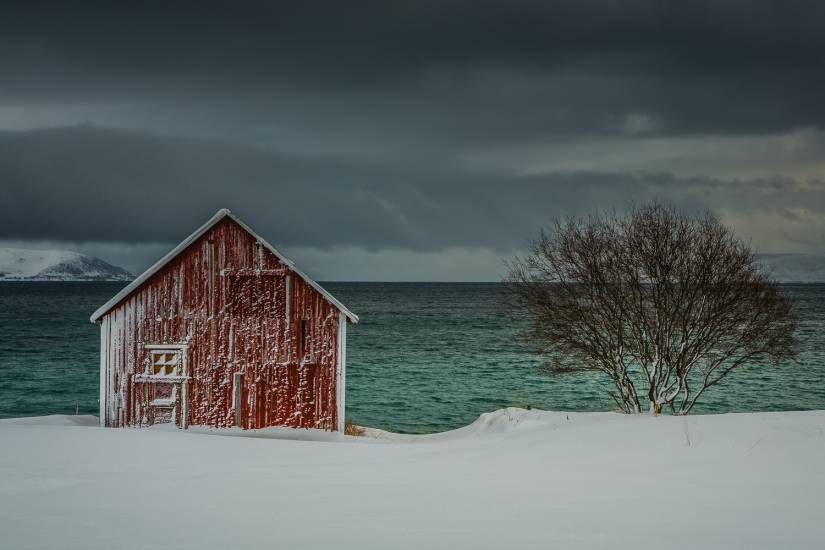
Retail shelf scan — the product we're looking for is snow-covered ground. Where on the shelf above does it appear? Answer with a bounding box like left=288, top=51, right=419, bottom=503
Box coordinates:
left=1, top=409, right=823, bottom=549
left=0, top=247, right=132, bottom=281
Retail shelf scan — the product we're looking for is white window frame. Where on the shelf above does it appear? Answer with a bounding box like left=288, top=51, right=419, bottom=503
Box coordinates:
left=136, top=345, right=189, bottom=379
left=135, top=343, right=190, bottom=429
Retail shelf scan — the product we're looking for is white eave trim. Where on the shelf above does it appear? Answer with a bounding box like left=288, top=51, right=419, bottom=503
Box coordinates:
left=89, top=208, right=359, bottom=324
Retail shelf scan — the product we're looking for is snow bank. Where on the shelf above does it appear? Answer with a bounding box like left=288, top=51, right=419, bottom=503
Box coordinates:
left=1, top=409, right=823, bottom=549
left=360, top=406, right=576, bottom=441
left=0, top=414, right=99, bottom=427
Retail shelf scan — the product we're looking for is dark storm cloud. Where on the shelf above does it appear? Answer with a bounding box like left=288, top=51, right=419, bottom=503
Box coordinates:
left=2, top=1, right=825, bottom=266
left=1, top=0, right=824, bottom=142
left=3, top=126, right=824, bottom=253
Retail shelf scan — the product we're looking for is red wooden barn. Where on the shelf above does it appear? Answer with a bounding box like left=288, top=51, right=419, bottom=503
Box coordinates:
left=90, top=209, right=358, bottom=432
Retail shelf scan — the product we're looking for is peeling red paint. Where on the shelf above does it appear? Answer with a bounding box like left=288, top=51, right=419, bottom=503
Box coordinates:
left=98, top=217, right=343, bottom=431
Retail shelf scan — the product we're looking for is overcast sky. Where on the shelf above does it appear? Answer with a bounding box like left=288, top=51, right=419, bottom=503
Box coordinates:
left=2, top=1, right=825, bottom=280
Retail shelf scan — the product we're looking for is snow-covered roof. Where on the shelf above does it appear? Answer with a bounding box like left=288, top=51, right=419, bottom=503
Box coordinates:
left=89, top=209, right=358, bottom=324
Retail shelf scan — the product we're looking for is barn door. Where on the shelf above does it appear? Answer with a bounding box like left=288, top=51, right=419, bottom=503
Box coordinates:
left=136, top=345, right=190, bottom=428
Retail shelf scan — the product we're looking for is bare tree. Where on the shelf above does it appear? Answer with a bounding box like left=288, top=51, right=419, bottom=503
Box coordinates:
left=506, top=203, right=798, bottom=414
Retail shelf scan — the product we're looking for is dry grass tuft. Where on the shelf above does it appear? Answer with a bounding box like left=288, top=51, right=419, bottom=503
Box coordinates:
left=344, top=418, right=365, bottom=437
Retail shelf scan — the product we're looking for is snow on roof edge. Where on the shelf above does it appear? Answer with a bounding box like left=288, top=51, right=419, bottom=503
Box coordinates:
left=89, top=208, right=359, bottom=324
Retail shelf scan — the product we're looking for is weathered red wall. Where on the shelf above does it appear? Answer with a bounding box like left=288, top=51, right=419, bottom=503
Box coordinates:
left=100, top=217, right=341, bottom=430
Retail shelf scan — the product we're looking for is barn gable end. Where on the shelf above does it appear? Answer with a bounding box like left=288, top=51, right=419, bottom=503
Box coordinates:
left=94, top=209, right=355, bottom=432
left=91, top=208, right=357, bottom=324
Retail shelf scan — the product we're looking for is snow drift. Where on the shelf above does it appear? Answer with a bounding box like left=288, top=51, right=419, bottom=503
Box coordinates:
left=0, top=248, right=132, bottom=281
left=1, top=408, right=823, bottom=549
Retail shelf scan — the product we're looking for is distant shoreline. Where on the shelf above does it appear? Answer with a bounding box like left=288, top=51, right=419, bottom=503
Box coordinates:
left=0, top=278, right=133, bottom=282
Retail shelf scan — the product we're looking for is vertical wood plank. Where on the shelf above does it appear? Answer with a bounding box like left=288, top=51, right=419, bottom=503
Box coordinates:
left=100, top=217, right=343, bottom=430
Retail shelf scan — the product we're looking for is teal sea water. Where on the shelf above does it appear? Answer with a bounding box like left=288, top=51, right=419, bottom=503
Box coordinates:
left=1, top=282, right=823, bottom=433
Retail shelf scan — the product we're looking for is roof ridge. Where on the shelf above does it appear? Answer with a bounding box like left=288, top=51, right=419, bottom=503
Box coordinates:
left=89, top=209, right=358, bottom=323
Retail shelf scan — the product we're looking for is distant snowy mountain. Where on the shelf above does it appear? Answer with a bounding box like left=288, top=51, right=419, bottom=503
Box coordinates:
left=0, top=248, right=133, bottom=281
left=759, top=254, right=825, bottom=283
